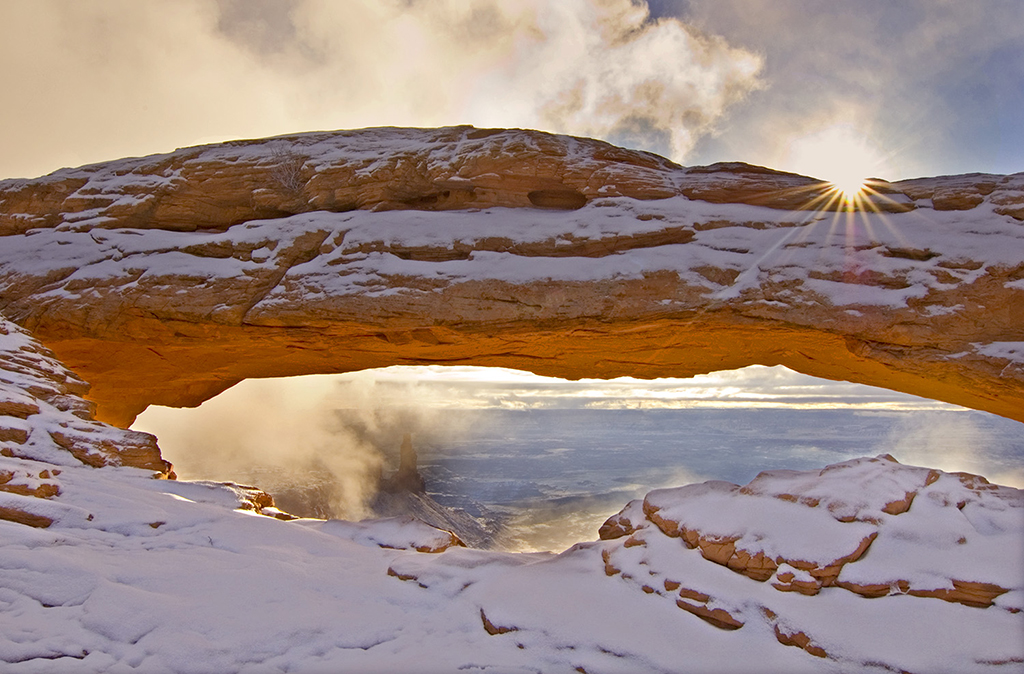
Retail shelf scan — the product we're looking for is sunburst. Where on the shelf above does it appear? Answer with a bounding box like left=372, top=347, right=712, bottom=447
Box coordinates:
left=787, top=124, right=884, bottom=206
left=831, top=175, right=868, bottom=206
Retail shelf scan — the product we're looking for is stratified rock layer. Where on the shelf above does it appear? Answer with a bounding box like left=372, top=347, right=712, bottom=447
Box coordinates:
left=590, top=455, right=1023, bottom=666
left=0, top=315, right=171, bottom=483
left=1, top=126, right=1023, bottom=426
left=604, top=455, right=1022, bottom=608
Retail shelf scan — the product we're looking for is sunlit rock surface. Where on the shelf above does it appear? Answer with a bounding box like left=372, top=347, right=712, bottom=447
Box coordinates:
left=0, top=322, right=1020, bottom=671
left=0, top=126, right=1022, bottom=427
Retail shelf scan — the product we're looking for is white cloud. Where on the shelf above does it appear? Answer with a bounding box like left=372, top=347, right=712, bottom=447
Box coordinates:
left=0, top=0, right=763, bottom=179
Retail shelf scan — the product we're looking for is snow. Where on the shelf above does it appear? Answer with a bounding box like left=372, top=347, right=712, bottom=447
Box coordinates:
left=307, top=515, right=462, bottom=552
left=647, top=480, right=881, bottom=564
left=975, top=342, right=1024, bottom=364
left=2, top=314, right=1021, bottom=674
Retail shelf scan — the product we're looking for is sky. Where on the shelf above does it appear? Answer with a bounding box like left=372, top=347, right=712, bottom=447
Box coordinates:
left=2, top=0, right=1023, bottom=182
left=2, top=2, right=1019, bottom=403
left=180, top=364, right=961, bottom=413
left=4, top=0, right=1022, bottom=480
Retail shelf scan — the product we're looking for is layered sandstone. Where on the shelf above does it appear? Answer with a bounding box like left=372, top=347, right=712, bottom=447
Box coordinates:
left=0, top=126, right=1022, bottom=426
left=0, top=315, right=171, bottom=529
left=0, top=314, right=339, bottom=528
left=607, top=455, right=1021, bottom=608
left=0, top=316, right=170, bottom=477
left=596, top=456, right=1023, bottom=659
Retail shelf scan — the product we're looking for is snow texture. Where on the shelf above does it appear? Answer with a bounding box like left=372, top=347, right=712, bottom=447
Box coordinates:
left=0, top=316, right=1021, bottom=673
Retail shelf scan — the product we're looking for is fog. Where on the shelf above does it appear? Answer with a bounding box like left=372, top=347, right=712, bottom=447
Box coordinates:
left=135, top=373, right=469, bottom=519
left=4, top=1, right=1022, bottom=184
left=0, top=0, right=762, bottom=179
left=883, top=411, right=1024, bottom=489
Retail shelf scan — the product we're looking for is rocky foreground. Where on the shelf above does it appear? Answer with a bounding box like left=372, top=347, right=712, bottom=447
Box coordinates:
left=1, top=315, right=1021, bottom=673
left=1, top=126, right=1022, bottom=427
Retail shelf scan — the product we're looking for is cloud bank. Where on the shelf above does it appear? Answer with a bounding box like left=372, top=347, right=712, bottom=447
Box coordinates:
left=0, top=0, right=762, bottom=179
left=3, top=1, right=1021, bottom=182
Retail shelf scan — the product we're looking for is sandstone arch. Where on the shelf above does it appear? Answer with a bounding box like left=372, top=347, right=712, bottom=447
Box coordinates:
left=0, top=126, right=1022, bottom=428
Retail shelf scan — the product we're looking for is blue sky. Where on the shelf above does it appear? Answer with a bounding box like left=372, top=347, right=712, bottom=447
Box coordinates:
left=652, top=0, right=1024, bottom=179
left=2, top=0, right=1022, bottom=181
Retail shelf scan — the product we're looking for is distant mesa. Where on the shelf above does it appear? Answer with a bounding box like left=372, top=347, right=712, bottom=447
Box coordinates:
left=0, top=125, right=1022, bottom=431
left=372, top=433, right=495, bottom=549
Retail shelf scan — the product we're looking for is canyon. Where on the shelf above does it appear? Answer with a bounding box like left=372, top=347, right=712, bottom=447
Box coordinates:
left=0, top=127, right=1021, bottom=672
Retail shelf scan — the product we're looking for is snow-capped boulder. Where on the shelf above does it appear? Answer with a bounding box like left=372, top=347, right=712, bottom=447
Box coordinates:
left=607, top=455, right=1023, bottom=608
left=594, top=455, right=1023, bottom=667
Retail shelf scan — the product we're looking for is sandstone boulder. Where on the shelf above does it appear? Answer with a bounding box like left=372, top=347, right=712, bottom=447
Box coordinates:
left=595, top=455, right=1022, bottom=666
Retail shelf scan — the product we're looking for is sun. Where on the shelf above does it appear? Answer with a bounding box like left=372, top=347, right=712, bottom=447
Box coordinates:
left=786, top=124, right=887, bottom=201
left=829, top=171, right=869, bottom=202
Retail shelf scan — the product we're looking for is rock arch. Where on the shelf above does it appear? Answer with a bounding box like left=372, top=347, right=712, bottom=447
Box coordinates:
left=1, top=126, right=1022, bottom=428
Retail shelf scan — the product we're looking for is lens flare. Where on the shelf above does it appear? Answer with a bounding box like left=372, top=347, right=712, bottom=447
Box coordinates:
left=830, top=175, right=868, bottom=202
left=786, top=124, right=885, bottom=203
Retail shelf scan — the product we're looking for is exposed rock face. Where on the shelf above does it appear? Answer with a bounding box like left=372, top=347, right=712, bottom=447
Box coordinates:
left=0, top=306, right=1020, bottom=670
left=371, top=490, right=494, bottom=550
left=389, top=432, right=426, bottom=494
left=0, top=315, right=171, bottom=485
left=0, top=126, right=914, bottom=238
left=0, top=313, right=328, bottom=530
left=373, top=434, right=496, bottom=548
left=1, top=126, right=1022, bottom=427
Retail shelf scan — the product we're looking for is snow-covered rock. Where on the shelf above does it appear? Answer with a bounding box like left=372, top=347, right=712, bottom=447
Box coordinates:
left=309, top=516, right=465, bottom=553
left=0, top=127, right=1022, bottom=428
left=605, top=455, right=1023, bottom=609
left=0, top=315, right=171, bottom=487
left=589, top=456, right=1024, bottom=668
